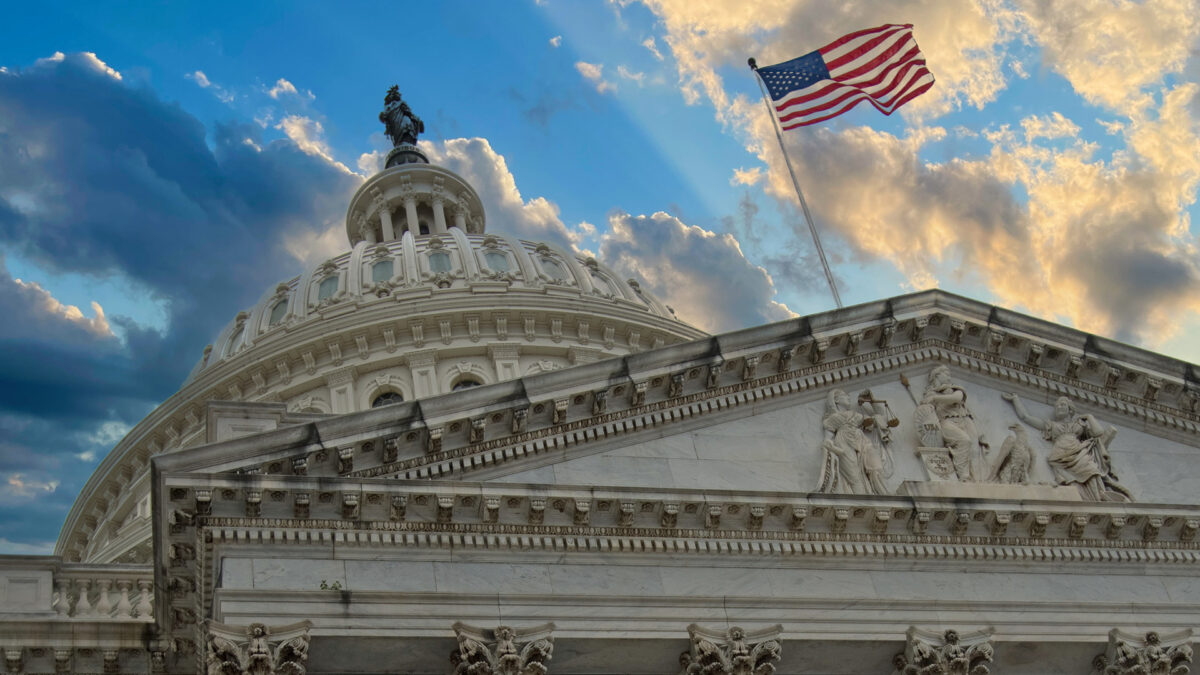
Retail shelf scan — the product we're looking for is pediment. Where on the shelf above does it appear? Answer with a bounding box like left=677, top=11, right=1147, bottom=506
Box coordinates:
left=155, top=290, right=1200, bottom=508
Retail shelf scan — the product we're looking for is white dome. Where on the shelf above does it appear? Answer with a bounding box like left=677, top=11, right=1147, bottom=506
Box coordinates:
left=57, top=141, right=704, bottom=565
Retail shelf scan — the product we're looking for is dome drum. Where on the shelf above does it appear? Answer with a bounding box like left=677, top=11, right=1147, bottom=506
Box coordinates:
left=346, top=164, right=485, bottom=245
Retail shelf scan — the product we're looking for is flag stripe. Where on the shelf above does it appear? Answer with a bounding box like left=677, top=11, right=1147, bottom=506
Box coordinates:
left=816, top=23, right=906, bottom=58
left=832, top=32, right=916, bottom=82
left=780, top=72, right=934, bottom=129
left=776, top=48, right=925, bottom=118
left=757, top=23, right=933, bottom=128
left=779, top=68, right=931, bottom=127
left=822, top=25, right=909, bottom=72
left=778, top=64, right=931, bottom=126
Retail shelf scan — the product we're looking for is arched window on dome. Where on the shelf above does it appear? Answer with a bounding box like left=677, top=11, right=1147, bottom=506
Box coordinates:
left=418, top=221, right=430, bottom=235
left=428, top=251, right=451, bottom=274
left=317, top=275, right=339, bottom=301
left=371, top=260, right=394, bottom=283
left=540, top=257, right=568, bottom=282
left=371, top=391, right=404, bottom=408
left=224, top=324, right=244, bottom=357
left=451, top=378, right=482, bottom=391
left=268, top=299, right=289, bottom=326
left=590, top=272, right=613, bottom=296
left=484, top=251, right=509, bottom=273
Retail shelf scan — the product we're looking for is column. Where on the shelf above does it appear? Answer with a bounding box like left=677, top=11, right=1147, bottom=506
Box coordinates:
left=379, top=206, right=395, bottom=241
left=453, top=207, right=467, bottom=232
left=432, top=197, right=448, bottom=234
left=404, top=196, right=418, bottom=235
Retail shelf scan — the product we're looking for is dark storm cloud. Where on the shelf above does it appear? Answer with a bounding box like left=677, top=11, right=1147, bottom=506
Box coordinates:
left=0, top=53, right=361, bottom=545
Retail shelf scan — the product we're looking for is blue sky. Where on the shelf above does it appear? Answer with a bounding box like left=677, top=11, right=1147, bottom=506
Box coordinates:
left=1, top=0, right=1198, bottom=553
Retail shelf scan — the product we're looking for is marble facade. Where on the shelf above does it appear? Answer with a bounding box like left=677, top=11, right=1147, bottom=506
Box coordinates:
left=5, top=290, right=1198, bottom=673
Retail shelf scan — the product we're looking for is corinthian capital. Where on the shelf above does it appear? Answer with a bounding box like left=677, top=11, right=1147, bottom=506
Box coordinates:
left=679, top=624, right=783, bottom=675
left=450, top=622, right=555, bottom=675
left=1092, top=629, right=1193, bottom=675
left=892, top=627, right=993, bottom=675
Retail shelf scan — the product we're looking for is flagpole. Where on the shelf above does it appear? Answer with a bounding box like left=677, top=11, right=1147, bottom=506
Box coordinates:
left=748, top=57, right=843, bottom=309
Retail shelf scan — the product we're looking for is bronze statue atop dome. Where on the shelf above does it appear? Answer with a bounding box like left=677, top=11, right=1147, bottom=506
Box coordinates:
left=379, top=85, right=424, bottom=147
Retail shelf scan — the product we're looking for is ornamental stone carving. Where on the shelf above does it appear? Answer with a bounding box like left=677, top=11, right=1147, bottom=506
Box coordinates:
left=986, top=423, right=1035, bottom=484
left=892, top=628, right=994, bottom=675
left=913, top=366, right=989, bottom=481
left=1003, top=393, right=1133, bottom=501
left=679, top=624, right=783, bottom=675
left=450, top=622, right=555, bottom=675
left=1092, top=629, right=1193, bottom=675
left=205, top=620, right=311, bottom=675
left=815, top=389, right=896, bottom=495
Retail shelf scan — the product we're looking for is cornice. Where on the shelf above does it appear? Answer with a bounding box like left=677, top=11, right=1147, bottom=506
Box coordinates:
left=63, top=289, right=1200, bottom=565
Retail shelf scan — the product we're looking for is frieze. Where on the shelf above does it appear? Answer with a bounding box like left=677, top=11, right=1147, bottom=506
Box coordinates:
left=258, top=341, right=1199, bottom=490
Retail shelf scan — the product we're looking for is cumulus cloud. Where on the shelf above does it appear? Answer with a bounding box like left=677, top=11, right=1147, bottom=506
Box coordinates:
left=186, top=70, right=234, bottom=103
left=640, top=0, right=1009, bottom=120
left=633, top=0, right=1200, bottom=348
left=5, top=473, right=59, bottom=498
left=0, top=52, right=360, bottom=549
left=267, top=77, right=298, bottom=99
left=731, top=167, right=763, bottom=186
left=187, top=70, right=211, bottom=88
left=275, top=115, right=354, bottom=174
left=1015, top=0, right=1200, bottom=115
left=642, top=36, right=665, bottom=60
left=600, top=211, right=795, bottom=332
left=549, top=35, right=562, bottom=48
left=617, top=65, right=646, bottom=86
left=575, top=61, right=616, bottom=94
left=9, top=274, right=112, bottom=339
left=421, top=137, right=582, bottom=250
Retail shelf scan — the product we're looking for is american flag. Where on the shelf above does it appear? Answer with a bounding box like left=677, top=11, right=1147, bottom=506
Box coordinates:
left=756, top=24, right=934, bottom=129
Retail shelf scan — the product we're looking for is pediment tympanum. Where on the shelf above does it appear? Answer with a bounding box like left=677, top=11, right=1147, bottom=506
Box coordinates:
left=157, top=291, right=1200, bottom=509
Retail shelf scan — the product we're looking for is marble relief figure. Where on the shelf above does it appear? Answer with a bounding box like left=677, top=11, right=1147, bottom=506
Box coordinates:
left=816, top=389, right=895, bottom=495
left=1003, top=393, right=1133, bottom=501
left=987, top=423, right=1034, bottom=484
left=914, top=366, right=989, bottom=481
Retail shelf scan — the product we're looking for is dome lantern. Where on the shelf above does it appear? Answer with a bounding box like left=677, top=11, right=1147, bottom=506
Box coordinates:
left=346, top=87, right=486, bottom=246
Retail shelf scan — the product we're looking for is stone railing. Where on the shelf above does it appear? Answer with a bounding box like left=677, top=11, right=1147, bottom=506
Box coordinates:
left=53, top=567, right=154, bottom=620
left=0, top=557, right=153, bottom=621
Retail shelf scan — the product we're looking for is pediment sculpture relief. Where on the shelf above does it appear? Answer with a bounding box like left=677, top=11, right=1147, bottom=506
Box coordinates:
left=1003, top=393, right=1132, bottom=502
left=815, top=389, right=897, bottom=495
left=811, top=364, right=1136, bottom=502
left=913, top=365, right=990, bottom=482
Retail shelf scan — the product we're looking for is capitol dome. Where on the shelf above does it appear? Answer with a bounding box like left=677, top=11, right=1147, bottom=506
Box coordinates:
left=56, top=93, right=705, bottom=564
